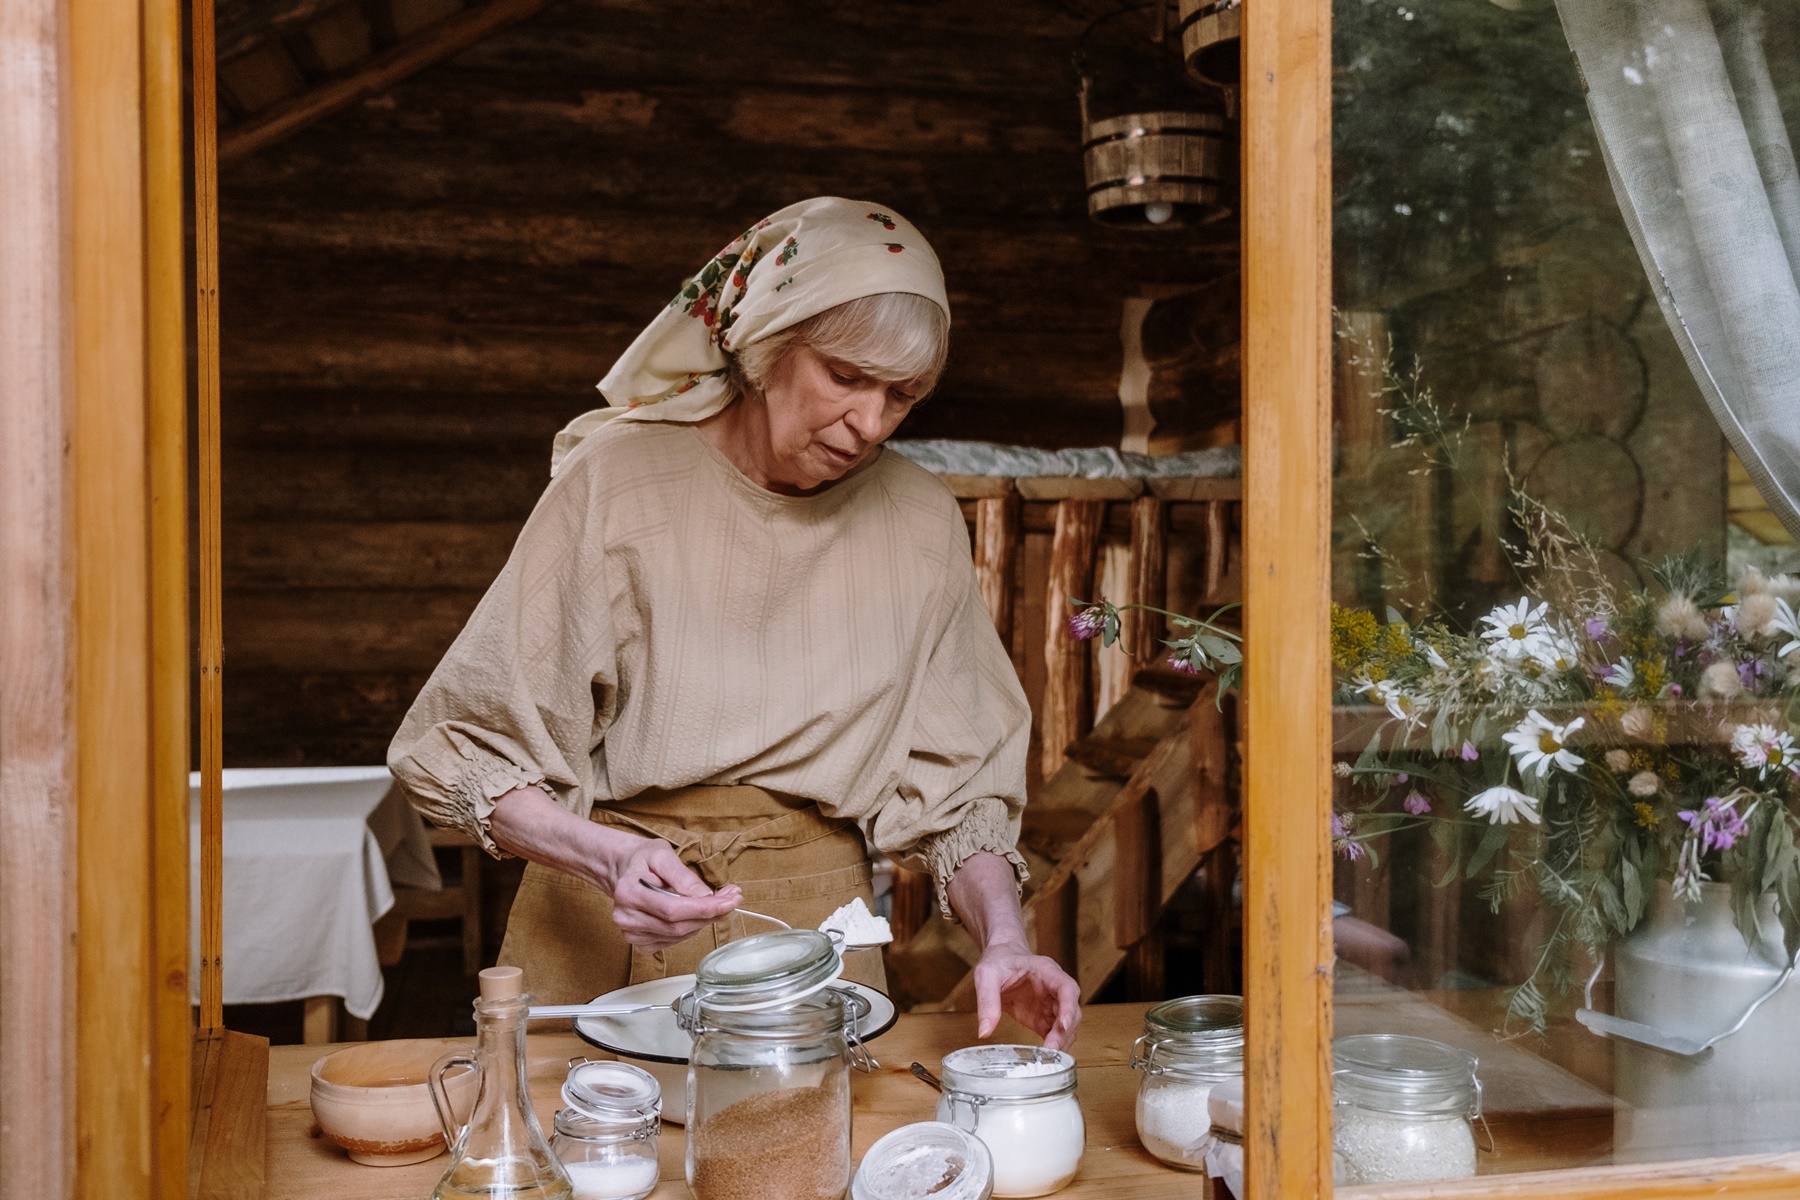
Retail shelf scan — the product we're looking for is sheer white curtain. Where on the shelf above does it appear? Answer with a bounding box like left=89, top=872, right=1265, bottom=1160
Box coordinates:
left=1555, top=0, right=1800, bottom=539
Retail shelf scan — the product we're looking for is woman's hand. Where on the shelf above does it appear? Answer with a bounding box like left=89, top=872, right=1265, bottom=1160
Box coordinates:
left=489, top=785, right=739, bottom=950
left=945, top=849, right=1083, bottom=1050
left=600, top=835, right=741, bottom=951
left=972, top=938, right=1082, bottom=1050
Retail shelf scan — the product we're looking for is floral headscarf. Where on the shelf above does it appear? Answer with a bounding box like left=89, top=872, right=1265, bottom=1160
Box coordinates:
left=550, top=196, right=949, bottom=475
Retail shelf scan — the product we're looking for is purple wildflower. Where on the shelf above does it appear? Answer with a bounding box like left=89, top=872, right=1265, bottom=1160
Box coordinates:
left=1403, top=791, right=1432, bottom=816
left=1331, top=811, right=1366, bottom=860
left=1068, top=606, right=1107, bottom=641
left=1678, top=796, right=1750, bottom=854
left=1167, top=652, right=1198, bottom=675
left=1395, top=772, right=1410, bottom=785
left=1585, top=616, right=1611, bottom=642
left=1461, top=741, right=1479, bottom=762
left=1668, top=683, right=1684, bottom=697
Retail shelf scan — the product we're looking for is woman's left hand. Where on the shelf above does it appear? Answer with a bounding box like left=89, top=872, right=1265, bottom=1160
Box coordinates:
left=972, top=938, right=1082, bottom=1051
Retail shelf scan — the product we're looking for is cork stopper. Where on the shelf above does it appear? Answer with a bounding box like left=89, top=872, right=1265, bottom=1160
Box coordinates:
left=479, top=965, right=524, bottom=1001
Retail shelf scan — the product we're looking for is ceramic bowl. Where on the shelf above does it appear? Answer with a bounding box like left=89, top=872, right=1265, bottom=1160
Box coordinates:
left=310, top=1038, right=478, bottom=1166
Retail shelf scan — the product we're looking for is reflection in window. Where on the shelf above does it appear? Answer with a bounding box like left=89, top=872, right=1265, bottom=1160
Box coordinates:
left=1332, top=0, right=1800, bottom=1178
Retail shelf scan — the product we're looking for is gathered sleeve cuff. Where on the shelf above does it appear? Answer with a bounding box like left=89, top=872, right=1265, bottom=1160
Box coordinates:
left=392, top=730, right=556, bottom=858
left=919, top=796, right=1030, bottom=921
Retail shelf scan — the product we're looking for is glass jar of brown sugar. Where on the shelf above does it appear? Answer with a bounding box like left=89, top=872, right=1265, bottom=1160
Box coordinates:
left=676, top=931, right=875, bottom=1200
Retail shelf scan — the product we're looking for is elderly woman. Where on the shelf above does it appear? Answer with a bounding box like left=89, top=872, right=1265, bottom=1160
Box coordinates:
left=390, top=197, right=1079, bottom=1047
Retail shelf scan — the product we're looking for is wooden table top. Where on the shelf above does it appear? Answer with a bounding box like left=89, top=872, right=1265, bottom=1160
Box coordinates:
left=268, top=1002, right=1205, bottom=1200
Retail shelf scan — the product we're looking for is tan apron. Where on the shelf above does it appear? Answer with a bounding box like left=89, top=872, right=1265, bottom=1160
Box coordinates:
left=497, top=784, right=888, bottom=1004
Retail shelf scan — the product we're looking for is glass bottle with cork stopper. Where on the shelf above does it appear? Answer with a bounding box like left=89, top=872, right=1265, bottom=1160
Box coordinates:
left=429, top=965, right=573, bottom=1200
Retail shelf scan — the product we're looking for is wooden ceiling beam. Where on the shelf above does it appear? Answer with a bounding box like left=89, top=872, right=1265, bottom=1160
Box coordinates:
left=218, top=0, right=545, bottom=163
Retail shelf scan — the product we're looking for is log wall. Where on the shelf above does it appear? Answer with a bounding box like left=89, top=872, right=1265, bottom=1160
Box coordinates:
left=214, top=0, right=1240, bottom=763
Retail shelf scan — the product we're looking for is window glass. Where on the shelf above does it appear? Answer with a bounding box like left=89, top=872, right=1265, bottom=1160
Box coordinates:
left=1331, top=0, right=1800, bottom=1180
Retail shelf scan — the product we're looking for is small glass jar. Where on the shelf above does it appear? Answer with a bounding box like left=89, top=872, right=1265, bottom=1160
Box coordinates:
left=1130, top=994, right=1243, bottom=1171
left=679, top=931, right=873, bottom=1200
left=1333, top=1034, right=1482, bottom=1185
left=549, top=1059, right=661, bottom=1200
left=852, top=1121, right=994, bottom=1200
left=935, top=1045, right=1084, bottom=1198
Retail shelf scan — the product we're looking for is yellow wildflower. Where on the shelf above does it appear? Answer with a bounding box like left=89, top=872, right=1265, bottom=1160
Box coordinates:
left=1632, top=801, right=1661, bottom=831
left=1331, top=606, right=1380, bottom=670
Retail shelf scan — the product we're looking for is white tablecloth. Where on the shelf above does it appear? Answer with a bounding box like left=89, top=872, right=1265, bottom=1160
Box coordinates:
left=188, top=766, right=443, bottom=1020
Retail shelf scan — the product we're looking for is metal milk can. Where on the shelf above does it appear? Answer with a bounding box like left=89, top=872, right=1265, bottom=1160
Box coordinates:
left=1603, top=882, right=1800, bottom=1162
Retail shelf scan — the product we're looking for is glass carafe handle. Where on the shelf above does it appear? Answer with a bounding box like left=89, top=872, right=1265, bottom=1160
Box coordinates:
left=429, top=1051, right=479, bottom=1150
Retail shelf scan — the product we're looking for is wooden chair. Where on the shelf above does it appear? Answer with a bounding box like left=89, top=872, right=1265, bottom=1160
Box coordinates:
left=375, top=825, right=486, bottom=975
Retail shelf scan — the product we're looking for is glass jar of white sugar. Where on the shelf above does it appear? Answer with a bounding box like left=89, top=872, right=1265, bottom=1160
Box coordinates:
left=1131, top=995, right=1243, bottom=1171
left=935, top=1045, right=1083, bottom=1197
left=550, top=1059, right=662, bottom=1200
left=1332, top=1034, right=1482, bottom=1186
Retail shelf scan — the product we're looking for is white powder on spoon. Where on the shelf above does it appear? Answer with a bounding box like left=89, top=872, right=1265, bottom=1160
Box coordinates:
left=819, top=897, right=892, bottom=946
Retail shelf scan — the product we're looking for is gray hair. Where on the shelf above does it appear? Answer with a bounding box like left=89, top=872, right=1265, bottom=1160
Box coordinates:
left=730, top=291, right=949, bottom=402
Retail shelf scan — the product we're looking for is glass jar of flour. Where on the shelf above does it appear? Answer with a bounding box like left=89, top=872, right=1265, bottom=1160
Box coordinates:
left=1332, top=1034, right=1482, bottom=1185
left=935, top=1045, right=1084, bottom=1197
left=1130, top=995, right=1244, bottom=1171
left=549, top=1060, right=661, bottom=1200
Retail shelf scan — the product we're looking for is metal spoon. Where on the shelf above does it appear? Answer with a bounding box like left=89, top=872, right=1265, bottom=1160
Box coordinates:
left=644, top=882, right=790, bottom=931
left=526, top=1001, right=666, bottom=1020
left=644, top=882, right=891, bottom=951
left=910, top=1062, right=943, bottom=1092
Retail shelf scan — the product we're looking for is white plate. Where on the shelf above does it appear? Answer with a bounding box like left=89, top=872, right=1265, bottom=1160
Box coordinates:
left=573, top=974, right=897, bottom=1124
left=574, top=974, right=897, bottom=1062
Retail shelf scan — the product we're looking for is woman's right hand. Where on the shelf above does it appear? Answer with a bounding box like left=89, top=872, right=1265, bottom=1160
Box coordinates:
left=598, top=833, right=742, bottom=951
left=489, top=785, right=740, bottom=951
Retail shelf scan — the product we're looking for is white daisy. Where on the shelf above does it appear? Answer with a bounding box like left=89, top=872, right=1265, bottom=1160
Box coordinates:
left=1480, top=598, right=1552, bottom=661
left=1770, top=598, right=1800, bottom=659
left=1730, top=723, right=1799, bottom=779
left=1370, top=680, right=1425, bottom=727
left=1528, top=630, right=1582, bottom=674
left=1502, top=709, right=1586, bottom=777
left=1602, top=659, right=1636, bottom=690
left=1465, top=785, right=1542, bottom=825
left=1423, top=643, right=1449, bottom=670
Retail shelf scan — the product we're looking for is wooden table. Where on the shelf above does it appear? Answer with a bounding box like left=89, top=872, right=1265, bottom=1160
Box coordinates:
left=268, top=1003, right=1206, bottom=1200
left=267, top=995, right=1655, bottom=1199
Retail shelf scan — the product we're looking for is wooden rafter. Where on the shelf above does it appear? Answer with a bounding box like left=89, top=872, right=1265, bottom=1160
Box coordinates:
left=218, top=0, right=545, bottom=162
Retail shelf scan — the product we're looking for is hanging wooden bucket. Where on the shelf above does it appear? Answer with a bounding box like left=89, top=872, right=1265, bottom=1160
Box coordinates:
left=1083, top=110, right=1229, bottom=229
left=1178, top=0, right=1241, bottom=86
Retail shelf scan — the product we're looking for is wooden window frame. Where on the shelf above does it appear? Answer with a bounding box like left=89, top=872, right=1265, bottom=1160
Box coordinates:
left=0, top=0, right=190, bottom=1194
left=1240, top=0, right=1800, bottom=1197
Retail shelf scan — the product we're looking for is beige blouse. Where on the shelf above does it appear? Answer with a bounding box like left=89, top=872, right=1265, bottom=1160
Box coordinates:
left=388, top=421, right=1031, bottom=913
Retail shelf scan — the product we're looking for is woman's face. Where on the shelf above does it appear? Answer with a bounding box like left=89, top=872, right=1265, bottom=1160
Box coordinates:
left=756, top=344, right=922, bottom=492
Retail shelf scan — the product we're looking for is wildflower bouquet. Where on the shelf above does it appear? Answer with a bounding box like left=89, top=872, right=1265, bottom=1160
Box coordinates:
left=1333, top=563, right=1800, bottom=1032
